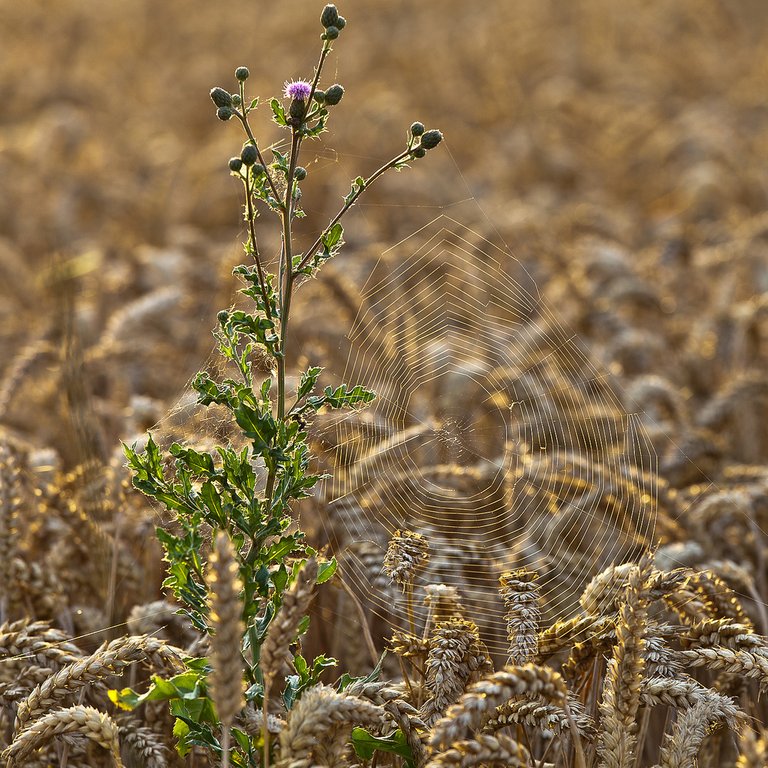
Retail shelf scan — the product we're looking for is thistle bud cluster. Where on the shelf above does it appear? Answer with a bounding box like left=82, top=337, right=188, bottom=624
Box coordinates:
left=321, top=4, right=346, bottom=41
left=407, top=123, right=443, bottom=158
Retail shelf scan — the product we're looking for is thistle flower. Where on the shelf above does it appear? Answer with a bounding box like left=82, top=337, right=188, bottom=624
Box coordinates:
left=284, top=80, right=312, bottom=101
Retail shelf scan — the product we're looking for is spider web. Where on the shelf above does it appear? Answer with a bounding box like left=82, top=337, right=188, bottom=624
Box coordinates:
left=149, top=142, right=659, bottom=658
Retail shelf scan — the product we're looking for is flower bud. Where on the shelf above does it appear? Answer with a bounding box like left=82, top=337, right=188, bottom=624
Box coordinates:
left=336, top=16, right=346, bottom=29
left=217, top=310, right=229, bottom=324
left=410, top=121, right=425, bottom=137
left=235, top=66, right=250, bottom=81
left=324, top=84, right=344, bottom=105
left=324, top=25, right=340, bottom=40
left=419, top=129, right=443, bottom=149
left=231, top=94, right=242, bottom=107
left=210, top=87, right=232, bottom=108
left=413, top=147, right=427, bottom=159
left=228, top=157, right=243, bottom=172
left=294, top=167, right=307, bottom=181
left=241, top=144, right=258, bottom=166
left=252, top=163, right=265, bottom=176
left=313, top=90, right=326, bottom=103
left=321, top=4, right=339, bottom=27
left=217, top=106, right=234, bottom=121
left=289, top=98, right=307, bottom=119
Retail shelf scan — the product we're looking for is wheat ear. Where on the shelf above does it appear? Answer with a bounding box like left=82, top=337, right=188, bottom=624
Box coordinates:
left=4, top=705, right=123, bottom=767
left=657, top=698, right=743, bottom=768
left=424, top=732, right=530, bottom=767
left=206, top=531, right=245, bottom=768
left=421, top=618, right=492, bottom=727
left=596, top=559, right=649, bottom=768
left=428, top=664, right=568, bottom=750
left=260, top=557, right=318, bottom=684
left=14, top=635, right=184, bottom=733
left=499, top=568, right=541, bottom=665
left=275, top=684, right=387, bottom=768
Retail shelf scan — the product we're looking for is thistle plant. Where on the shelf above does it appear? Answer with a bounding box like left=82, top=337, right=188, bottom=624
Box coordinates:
left=122, top=4, right=442, bottom=766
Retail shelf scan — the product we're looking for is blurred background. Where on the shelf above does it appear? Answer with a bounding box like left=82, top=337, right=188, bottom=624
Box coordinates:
left=1, top=0, right=768, bottom=656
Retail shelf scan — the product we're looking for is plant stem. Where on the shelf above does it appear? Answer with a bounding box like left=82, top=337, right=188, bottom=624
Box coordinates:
left=293, top=148, right=413, bottom=276
left=277, top=129, right=302, bottom=422
left=221, top=728, right=231, bottom=768
left=244, top=168, right=273, bottom=324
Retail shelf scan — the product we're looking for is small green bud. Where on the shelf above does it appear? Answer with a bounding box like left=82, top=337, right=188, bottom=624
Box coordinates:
left=313, top=90, right=326, bottom=103
left=321, top=4, right=339, bottom=27
left=210, top=87, right=232, bottom=108
left=241, top=144, right=258, bottom=166
left=235, top=66, right=250, bottom=81
left=217, top=310, right=229, bottom=324
left=228, top=157, right=243, bottom=172
left=231, top=94, right=242, bottom=107
left=410, top=121, right=425, bottom=137
left=419, top=129, right=443, bottom=149
left=289, top=98, right=306, bottom=119
left=294, top=167, right=307, bottom=181
left=324, top=25, right=340, bottom=40
left=413, top=147, right=427, bottom=159
left=217, top=106, right=234, bottom=121
left=252, top=163, right=265, bottom=176
left=336, top=16, right=346, bottom=29
left=324, top=84, right=344, bottom=105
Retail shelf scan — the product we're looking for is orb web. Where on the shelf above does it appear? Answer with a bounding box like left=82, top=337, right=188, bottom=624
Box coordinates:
left=136, top=142, right=660, bottom=659
left=296, top=213, right=658, bottom=657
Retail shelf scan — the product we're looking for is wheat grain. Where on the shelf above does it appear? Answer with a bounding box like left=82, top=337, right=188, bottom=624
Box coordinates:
left=657, top=698, right=739, bottom=768
left=383, top=529, right=430, bottom=588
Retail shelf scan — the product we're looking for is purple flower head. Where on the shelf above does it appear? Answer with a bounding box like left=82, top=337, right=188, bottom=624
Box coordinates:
left=284, top=80, right=312, bottom=101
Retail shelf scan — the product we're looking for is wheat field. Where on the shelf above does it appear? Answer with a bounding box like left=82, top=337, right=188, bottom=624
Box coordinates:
left=1, top=0, right=768, bottom=766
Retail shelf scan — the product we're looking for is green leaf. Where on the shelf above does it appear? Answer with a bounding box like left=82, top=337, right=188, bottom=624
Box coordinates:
left=351, top=728, right=415, bottom=767
left=344, top=176, right=366, bottom=206
left=322, top=222, right=344, bottom=251
left=338, top=652, right=386, bottom=692
left=170, top=444, right=215, bottom=476
left=233, top=403, right=277, bottom=450
left=297, top=366, right=322, bottom=401
left=317, top=557, right=337, bottom=584
left=270, top=98, right=287, bottom=126
left=309, top=383, right=375, bottom=410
